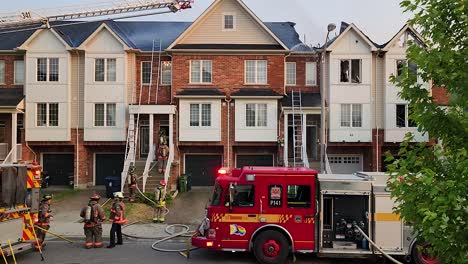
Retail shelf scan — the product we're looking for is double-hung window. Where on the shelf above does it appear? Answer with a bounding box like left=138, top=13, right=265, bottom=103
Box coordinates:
left=0, top=60, right=4, bottom=84
left=37, top=58, right=59, bottom=82
left=245, top=60, right=267, bottom=84
left=95, top=58, right=116, bottom=82
left=94, top=103, right=116, bottom=127
left=396, top=104, right=416, bottom=128
left=141, top=61, right=152, bottom=84
left=340, top=104, right=362, bottom=127
left=189, top=103, right=211, bottom=127
left=340, top=59, right=361, bottom=83
left=306, top=62, right=317, bottom=85
left=161, top=61, right=172, bottom=85
left=36, top=103, right=59, bottom=127
left=223, top=13, right=236, bottom=31
left=285, top=62, right=296, bottom=85
left=14, top=61, right=25, bottom=84
left=190, top=60, right=212, bottom=84
left=246, top=103, right=267, bottom=127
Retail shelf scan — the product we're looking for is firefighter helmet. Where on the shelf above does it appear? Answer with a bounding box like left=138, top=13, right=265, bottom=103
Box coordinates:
left=159, top=180, right=166, bottom=186
left=90, top=193, right=101, bottom=200
left=42, top=194, right=52, bottom=201
left=113, top=192, right=124, bottom=199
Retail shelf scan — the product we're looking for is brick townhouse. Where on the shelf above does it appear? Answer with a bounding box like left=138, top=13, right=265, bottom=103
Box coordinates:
left=0, top=0, right=319, bottom=190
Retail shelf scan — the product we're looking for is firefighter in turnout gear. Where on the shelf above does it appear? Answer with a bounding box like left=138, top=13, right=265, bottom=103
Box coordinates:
left=128, top=163, right=137, bottom=203
left=80, top=194, right=106, bottom=249
left=153, top=180, right=167, bottom=223
left=157, top=130, right=169, bottom=173
left=34, top=194, right=53, bottom=249
left=107, top=192, right=127, bottom=248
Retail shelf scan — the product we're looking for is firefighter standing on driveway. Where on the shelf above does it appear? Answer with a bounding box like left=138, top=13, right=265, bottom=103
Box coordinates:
left=128, top=164, right=137, bottom=203
left=107, top=192, right=127, bottom=248
left=80, top=194, right=106, bottom=249
left=153, top=180, right=167, bottom=223
left=34, top=194, right=53, bottom=249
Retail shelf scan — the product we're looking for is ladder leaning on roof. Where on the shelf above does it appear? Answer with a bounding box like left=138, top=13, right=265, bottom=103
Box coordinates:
left=0, top=0, right=193, bottom=29
left=291, top=91, right=309, bottom=168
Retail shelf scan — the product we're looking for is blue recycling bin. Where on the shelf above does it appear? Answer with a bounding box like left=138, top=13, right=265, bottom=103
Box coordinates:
left=104, top=176, right=121, bottom=198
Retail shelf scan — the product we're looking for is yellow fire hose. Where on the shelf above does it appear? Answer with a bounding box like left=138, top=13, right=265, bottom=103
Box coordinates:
left=27, top=213, right=45, bottom=261
left=34, top=226, right=75, bottom=244
left=101, top=198, right=112, bottom=207
left=0, top=244, right=8, bottom=264
left=7, top=240, right=16, bottom=264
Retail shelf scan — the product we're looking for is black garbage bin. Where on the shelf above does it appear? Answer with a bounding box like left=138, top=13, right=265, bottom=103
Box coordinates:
left=104, top=176, right=121, bottom=198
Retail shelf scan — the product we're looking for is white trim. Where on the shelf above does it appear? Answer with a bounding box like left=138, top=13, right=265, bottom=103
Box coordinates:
left=129, top=105, right=176, bottom=114
left=0, top=60, right=5, bottom=85
left=35, top=57, right=60, bottom=83
left=305, top=61, right=317, bottom=86
left=222, top=12, right=237, bottom=32
left=160, top=60, right=172, bottom=86
left=326, top=24, right=377, bottom=52
left=141, top=60, right=152, bottom=85
left=78, top=23, right=130, bottom=50
left=189, top=102, right=212, bottom=128
left=93, top=103, right=116, bottom=127
left=285, top=62, right=296, bottom=86
left=35, top=102, right=59, bottom=127
left=13, top=60, right=25, bottom=85
left=381, top=24, right=425, bottom=51
left=93, top=58, right=117, bottom=83
left=244, top=60, right=268, bottom=85
left=167, top=0, right=289, bottom=50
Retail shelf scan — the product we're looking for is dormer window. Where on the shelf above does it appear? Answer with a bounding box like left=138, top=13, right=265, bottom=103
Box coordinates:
left=223, top=13, right=236, bottom=31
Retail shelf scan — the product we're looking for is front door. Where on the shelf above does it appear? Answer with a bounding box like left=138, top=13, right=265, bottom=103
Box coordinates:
left=140, top=125, right=149, bottom=157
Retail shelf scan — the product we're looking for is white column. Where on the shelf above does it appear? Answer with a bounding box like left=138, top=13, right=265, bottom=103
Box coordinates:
left=302, top=113, right=307, bottom=149
left=169, top=114, right=173, bottom=147
left=149, top=114, right=154, bottom=159
left=283, top=113, right=288, bottom=167
left=11, top=112, right=17, bottom=162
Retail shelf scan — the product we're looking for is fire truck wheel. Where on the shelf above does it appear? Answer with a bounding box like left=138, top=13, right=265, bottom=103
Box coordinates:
left=411, top=241, right=440, bottom=264
left=253, top=230, right=289, bottom=264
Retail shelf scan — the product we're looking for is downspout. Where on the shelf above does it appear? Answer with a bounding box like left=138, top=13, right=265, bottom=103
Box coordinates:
left=75, top=49, right=80, bottom=188
left=224, top=97, right=232, bottom=168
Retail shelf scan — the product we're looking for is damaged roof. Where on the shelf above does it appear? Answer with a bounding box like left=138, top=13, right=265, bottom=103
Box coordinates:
left=0, top=20, right=309, bottom=51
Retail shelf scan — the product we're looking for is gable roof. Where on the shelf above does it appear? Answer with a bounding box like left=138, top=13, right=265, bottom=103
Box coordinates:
left=77, top=22, right=131, bottom=50
left=325, top=21, right=378, bottom=51
left=167, top=0, right=289, bottom=50
left=381, top=23, right=425, bottom=51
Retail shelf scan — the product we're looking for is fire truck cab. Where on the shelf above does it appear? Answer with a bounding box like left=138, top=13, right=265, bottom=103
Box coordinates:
left=192, top=167, right=438, bottom=264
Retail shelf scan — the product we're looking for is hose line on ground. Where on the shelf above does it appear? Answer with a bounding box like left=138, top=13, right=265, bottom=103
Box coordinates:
left=353, top=225, right=402, bottom=264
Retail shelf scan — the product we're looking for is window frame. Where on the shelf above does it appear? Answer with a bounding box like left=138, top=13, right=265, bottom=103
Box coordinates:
left=396, top=104, right=417, bottom=128
left=287, top=184, right=311, bottom=208
left=160, top=61, right=172, bottom=86
left=228, top=184, right=255, bottom=207
left=36, top=58, right=59, bottom=82
left=245, top=103, right=268, bottom=127
left=141, top=61, right=152, bottom=85
left=0, top=60, right=5, bottom=84
left=222, top=12, right=236, bottom=31
left=305, top=61, right=317, bottom=86
left=94, top=103, right=117, bottom=127
left=36, top=103, right=59, bottom=127
left=340, top=59, right=361, bottom=84
left=14, top=60, right=25, bottom=85
left=94, top=58, right=117, bottom=82
left=285, top=62, right=296, bottom=86
left=245, top=60, right=268, bottom=85
left=189, top=103, right=212, bottom=127
left=189, top=60, right=212, bottom=84
left=340, top=103, right=362, bottom=128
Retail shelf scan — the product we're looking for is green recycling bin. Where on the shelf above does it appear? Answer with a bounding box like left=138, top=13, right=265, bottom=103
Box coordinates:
left=179, top=175, right=187, bottom=193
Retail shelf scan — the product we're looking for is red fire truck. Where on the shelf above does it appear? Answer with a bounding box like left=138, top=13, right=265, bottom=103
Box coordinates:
left=192, top=167, right=438, bottom=264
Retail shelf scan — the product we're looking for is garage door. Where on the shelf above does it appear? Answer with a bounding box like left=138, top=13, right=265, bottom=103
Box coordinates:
left=42, top=154, right=74, bottom=186
left=236, top=154, right=274, bottom=168
left=185, top=155, right=222, bottom=186
left=328, top=155, right=362, bottom=174
left=95, top=154, right=124, bottom=185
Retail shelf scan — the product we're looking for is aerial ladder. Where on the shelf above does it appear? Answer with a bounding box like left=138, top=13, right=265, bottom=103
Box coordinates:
left=0, top=0, right=193, bottom=29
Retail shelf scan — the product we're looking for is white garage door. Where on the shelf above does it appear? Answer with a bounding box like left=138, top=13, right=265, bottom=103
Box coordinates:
left=328, top=155, right=362, bottom=174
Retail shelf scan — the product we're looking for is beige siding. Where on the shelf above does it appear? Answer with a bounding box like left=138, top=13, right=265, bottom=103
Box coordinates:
left=70, top=52, right=85, bottom=128
left=180, top=0, right=277, bottom=45
left=375, top=55, right=385, bottom=129
left=126, top=53, right=136, bottom=105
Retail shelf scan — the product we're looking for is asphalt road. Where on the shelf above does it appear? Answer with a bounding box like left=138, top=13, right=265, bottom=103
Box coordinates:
left=13, top=239, right=384, bottom=264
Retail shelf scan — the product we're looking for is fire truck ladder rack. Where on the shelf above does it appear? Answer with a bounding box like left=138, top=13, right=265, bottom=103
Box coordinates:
left=291, top=91, right=309, bottom=168
left=0, top=0, right=193, bottom=29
